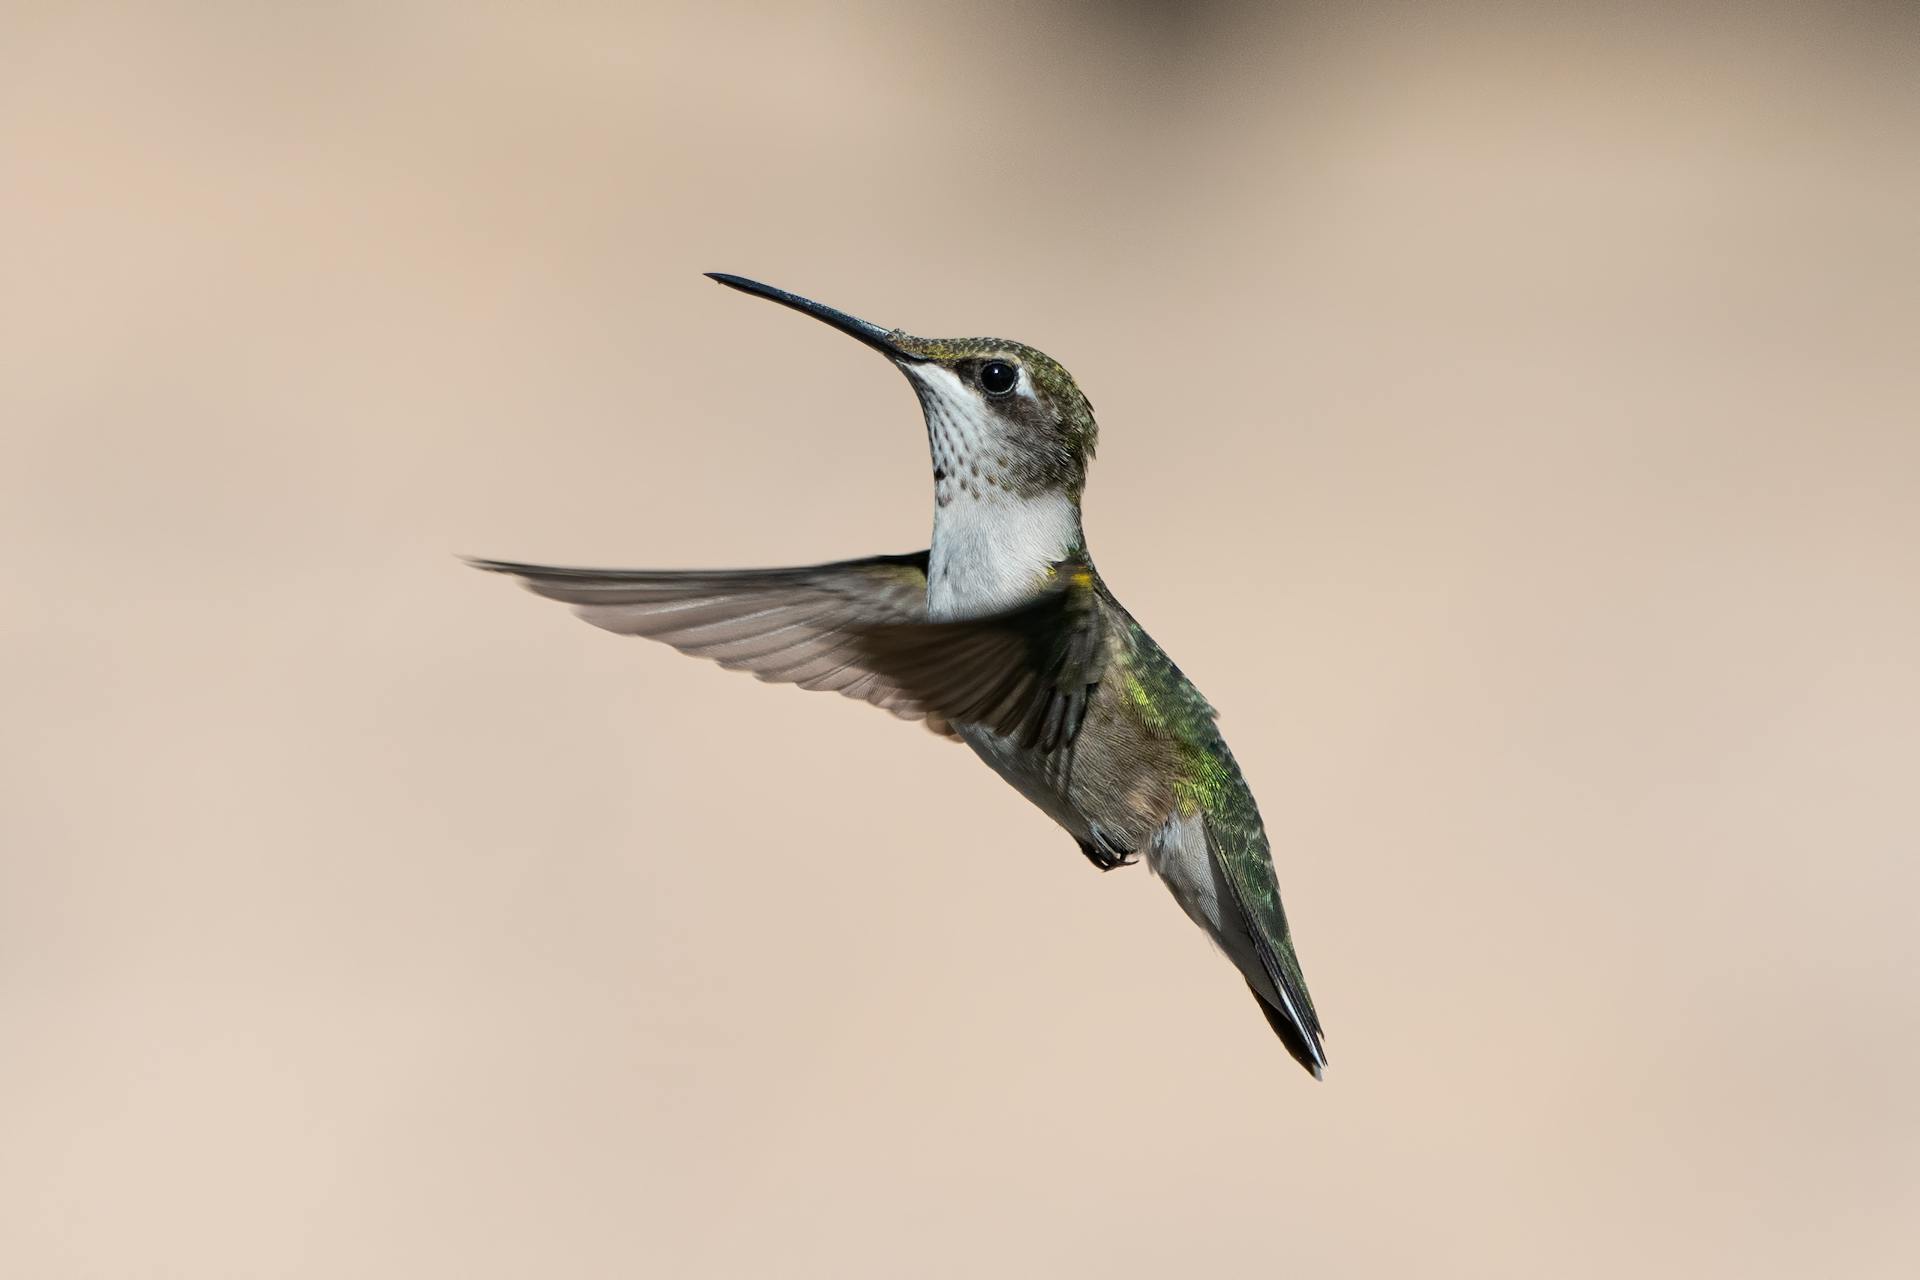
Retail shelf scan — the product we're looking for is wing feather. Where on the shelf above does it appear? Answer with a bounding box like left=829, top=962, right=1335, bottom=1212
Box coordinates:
left=470, top=551, right=1110, bottom=752
left=468, top=552, right=947, bottom=726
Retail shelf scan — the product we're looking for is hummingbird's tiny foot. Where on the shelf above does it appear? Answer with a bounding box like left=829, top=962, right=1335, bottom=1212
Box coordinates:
left=1077, top=827, right=1137, bottom=872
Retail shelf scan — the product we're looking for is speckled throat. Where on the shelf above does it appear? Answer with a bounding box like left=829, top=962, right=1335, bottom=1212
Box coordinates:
left=906, top=361, right=1086, bottom=620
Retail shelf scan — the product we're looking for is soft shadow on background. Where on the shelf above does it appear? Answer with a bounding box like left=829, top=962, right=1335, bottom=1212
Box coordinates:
left=4, top=2, right=1917, bottom=1276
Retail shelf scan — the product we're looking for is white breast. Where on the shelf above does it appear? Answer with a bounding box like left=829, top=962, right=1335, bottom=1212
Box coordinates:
left=927, top=489, right=1081, bottom=620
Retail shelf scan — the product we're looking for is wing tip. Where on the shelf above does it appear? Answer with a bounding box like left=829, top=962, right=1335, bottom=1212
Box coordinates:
left=1249, top=982, right=1329, bottom=1081
left=1295, top=1026, right=1329, bottom=1081
left=462, top=555, right=528, bottom=576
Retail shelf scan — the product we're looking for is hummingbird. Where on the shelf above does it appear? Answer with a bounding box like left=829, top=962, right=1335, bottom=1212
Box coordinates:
left=471, top=274, right=1327, bottom=1078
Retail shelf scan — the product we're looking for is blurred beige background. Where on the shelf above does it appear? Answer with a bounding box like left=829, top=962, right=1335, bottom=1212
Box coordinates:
left=4, top=1, right=1918, bottom=1276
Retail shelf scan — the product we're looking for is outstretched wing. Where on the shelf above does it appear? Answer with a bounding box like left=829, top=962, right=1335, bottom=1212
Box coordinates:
left=468, top=552, right=950, bottom=728
left=469, top=552, right=1108, bottom=751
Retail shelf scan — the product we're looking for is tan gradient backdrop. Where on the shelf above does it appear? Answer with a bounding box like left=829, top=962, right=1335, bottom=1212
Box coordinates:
left=4, top=2, right=1918, bottom=1276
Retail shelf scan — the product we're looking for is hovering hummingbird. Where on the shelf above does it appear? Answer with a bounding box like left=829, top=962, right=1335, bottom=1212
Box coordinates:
left=471, top=274, right=1326, bottom=1077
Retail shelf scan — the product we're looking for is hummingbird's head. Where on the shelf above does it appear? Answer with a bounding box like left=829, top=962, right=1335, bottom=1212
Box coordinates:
left=707, top=274, right=1098, bottom=502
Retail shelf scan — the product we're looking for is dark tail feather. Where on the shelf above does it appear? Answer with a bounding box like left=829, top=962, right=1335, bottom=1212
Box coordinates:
left=1249, top=983, right=1327, bottom=1080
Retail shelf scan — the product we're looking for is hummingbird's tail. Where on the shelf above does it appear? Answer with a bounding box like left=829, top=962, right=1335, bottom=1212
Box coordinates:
left=1248, top=983, right=1326, bottom=1080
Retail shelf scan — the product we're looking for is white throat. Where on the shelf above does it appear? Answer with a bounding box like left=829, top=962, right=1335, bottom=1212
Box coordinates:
left=928, top=488, right=1081, bottom=620
left=905, top=363, right=1081, bottom=620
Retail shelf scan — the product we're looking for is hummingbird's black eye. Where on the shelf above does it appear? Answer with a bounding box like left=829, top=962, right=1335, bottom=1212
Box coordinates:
left=979, top=360, right=1018, bottom=396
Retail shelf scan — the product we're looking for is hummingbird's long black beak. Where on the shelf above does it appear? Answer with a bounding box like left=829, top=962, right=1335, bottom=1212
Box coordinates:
left=705, top=273, right=916, bottom=360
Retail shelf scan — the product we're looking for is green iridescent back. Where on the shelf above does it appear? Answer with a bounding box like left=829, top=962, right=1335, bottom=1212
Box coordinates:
left=1109, top=601, right=1322, bottom=1035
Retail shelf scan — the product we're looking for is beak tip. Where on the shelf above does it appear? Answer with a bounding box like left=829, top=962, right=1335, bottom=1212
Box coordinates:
left=699, top=272, right=908, bottom=360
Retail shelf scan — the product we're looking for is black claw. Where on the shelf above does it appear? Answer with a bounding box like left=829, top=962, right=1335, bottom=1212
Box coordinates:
left=1076, top=829, right=1137, bottom=872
